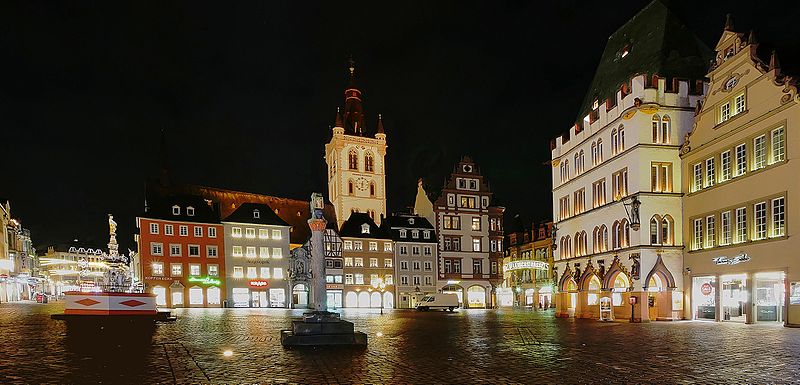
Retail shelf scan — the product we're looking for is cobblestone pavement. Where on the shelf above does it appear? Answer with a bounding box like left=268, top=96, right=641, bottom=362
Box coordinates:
left=2, top=302, right=800, bottom=384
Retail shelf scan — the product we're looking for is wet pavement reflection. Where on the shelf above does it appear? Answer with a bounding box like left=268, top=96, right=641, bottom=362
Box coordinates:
left=2, top=302, right=800, bottom=383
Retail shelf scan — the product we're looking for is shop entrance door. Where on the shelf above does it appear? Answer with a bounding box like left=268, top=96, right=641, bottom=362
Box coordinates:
left=721, top=274, right=747, bottom=322
left=251, top=291, right=268, bottom=308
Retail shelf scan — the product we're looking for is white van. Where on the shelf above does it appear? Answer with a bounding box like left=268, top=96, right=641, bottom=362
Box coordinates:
left=415, top=294, right=459, bottom=311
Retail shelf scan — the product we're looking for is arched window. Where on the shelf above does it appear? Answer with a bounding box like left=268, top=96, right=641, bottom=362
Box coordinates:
left=612, top=221, right=620, bottom=249
left=574, top=233, right=581, bottom=257
left=652, top=115, right=661, bottom=143
left=574, top=153, right=579, bottom=174
left=364, top=152, right=374, bottom=172
left=560, top=162, right=565, bottom=182
left=611, top=129, right=618, bottom=155
left=618, top=125, right=626, bottom=152
left=564, top=160, right=569, bottom=180
left=650, top=215, right=661, bottom=245
left=592, top=227, right=600, bottom=253
left=622, top=220, right=631, bottom=247
left=601, top=225, right=608, bottom=251
left=661, top=115, right=670, bottom=144
left=369, top=182, right=375, bottom=197
left=579, top=150, right=585, bottom=173
left=591, top=142, right=598, bottom=166
left=566, top=235, right=572, bottom=258
left=597, top=139, right=604, bottom=162
left=348, top=149, right=358, bottom=170
left=348, top=180, right=354, bottom=195
left=662, top=215, right=674, bottom=245
left=581, top=231, right=588, bottom=255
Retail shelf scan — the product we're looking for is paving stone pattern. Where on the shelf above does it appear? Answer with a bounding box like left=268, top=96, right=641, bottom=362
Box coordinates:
left=1, top=302, right=800, bottom=384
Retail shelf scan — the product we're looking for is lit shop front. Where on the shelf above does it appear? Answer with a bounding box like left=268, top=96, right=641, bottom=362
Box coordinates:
left=691, top=271, right=786, bottom=323
left=230, top=280, right=286, bottom=308
left=501, top=260, right=551, bottom=308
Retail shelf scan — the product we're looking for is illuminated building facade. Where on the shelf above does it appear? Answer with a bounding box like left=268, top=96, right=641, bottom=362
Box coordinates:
left=386, top=211, right=438, bottom=309
left=325, top=60, right=388, bottom=229
left=222, top=203, right=291, bottom=308
left=551, top=0, right=708, bottom=321
left=500, top=222, right=554, bottom=308
left=39, top=244, right=107, bottom=296
left=681, top=19, right=800, bottom=326
left=417, top=156, right=505, bottom=308
left=340, top=213, right=395, bottom=308
left=136, top=195, right=225, bottom=308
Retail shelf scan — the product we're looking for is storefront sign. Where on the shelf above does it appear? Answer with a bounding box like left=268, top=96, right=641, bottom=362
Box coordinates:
left=248, top=280, right=269, bottom=289
left=700, top=283, right=713, bottom=296
left=504, top=260, right=549, bottom=271
left=712, top=253, right=751, bottom=265
left=188, top=276, right=221, bottom=286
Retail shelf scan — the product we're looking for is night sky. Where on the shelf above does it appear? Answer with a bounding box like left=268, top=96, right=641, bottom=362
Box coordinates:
left=2, top=1, right=798, bottom=253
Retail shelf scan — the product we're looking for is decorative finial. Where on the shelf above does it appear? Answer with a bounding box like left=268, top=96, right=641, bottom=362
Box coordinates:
left=376, top=114, right=385, bottom=134
left=770, top=50, right=781, bottom=72
left=724, top=13, right=734, bottom=31
left=348, top=56, right=356, bottom=77
left=747, top=29, right=757, bottom=45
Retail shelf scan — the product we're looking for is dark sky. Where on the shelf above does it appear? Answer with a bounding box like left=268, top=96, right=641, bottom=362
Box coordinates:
left=2, top=1, right=798, bottom=252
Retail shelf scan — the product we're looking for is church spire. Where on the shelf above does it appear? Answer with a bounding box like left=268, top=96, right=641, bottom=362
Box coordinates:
left=342, top=56, right=366, bottom=136
left=334, top=107, right=343, bottom=128
left=724, top=13, right=734, bottom=31
left=376, top=114, right=385, bottom=134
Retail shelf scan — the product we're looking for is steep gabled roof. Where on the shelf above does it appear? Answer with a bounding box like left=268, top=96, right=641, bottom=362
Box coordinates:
left=223, top=203, right=289, bottom=227
left=575, top=0, right=711, bottom=123
left=339, top=212, right=390, bottom=239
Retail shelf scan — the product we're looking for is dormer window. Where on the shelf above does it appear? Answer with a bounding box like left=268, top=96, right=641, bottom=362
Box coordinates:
left=592, top=100, right=599, bottom=110
left=412, top=230, right=419, bottom=239
left=186, top=206, right=195, bottom=216
left=172, top=205, right=180, bottom=215
left=361, top=223, right=370, bottom=234
left=253, top=209, right=260, bottom=219
left=423, top=230, right=430, bottom=239
left=399, top=229, right=407, bottom=238
left=462, top=164, right=472, bottom=173
left=408, top=218, right=415, bottom=225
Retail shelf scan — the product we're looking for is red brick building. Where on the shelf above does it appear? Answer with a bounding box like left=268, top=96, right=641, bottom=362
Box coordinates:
left=136, top=195, right=225, bottom=308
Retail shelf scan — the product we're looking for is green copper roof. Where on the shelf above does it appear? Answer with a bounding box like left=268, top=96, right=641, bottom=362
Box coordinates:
left=575, top=0, right=712, bottom=123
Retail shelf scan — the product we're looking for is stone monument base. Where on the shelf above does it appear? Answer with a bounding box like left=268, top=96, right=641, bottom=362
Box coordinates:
left=280, top=311, right=367, bottom=347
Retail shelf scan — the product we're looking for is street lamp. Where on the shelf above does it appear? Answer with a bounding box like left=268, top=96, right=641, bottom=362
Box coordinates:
left=372, top=278, right=386, bottom=315
left=622, top=195, right=641, bottom=231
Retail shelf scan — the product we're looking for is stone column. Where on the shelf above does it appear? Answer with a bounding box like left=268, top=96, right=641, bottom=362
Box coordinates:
left=308, top=218, right=328, bottom=312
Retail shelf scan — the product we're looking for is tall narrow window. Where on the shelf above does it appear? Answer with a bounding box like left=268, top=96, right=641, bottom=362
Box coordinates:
left=772, top=197, right=785, bottom=237
left=735, top=207, right=747, bottom=243
left=734, top=94, right=745, bottom=115
left=754, top=135, right=766, bottom=170
left=369, top=182, right=375, bottom=197
left=662, top=217, right=671, bottom=245
left=706, top=215, right=716, bottom=248
left=693, top=219, right=703, bottom=250
left=735, top=144, right=747, bottom=176
left=579, top=150, right=585, bottom=174
left=693, top=163, right=702, bottom=192
left=618, top=126, right=625, bottom=153
left=348, top=180, right=354, bottom=195
left=591, top=142, right=598, bottom=166
left=364, top=152, right=374, bottom=172
left=720, top=151, right=731, bottom=181
left=772, top=127, right=785, bottom=163
left=592, top=179, right=606, bottom=208
left=612, top=169, right=628, bottom=199
left=611, top=129, right=618, bottom=155
left=705, top=158, right=716, bottom=187
left=650, top=217, right=660, bottom=245
left=652, top=115, right=660, bottom=143
left=720, top=102, right=731, bottom=123
left=721, top=211, right=732, bottom=245
left=754, top=202, right=767, bottom=240
left=348, top=149, right=358, bottom=170
left=597, top=139, right=604, bottom=162
left=661, top=115, right=670, bottom=144
left=651, top=163, right=671, bottom=192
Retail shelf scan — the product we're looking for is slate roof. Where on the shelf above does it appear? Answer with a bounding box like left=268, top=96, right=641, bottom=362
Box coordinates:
left=142, top=194, right=221, bottom=223
left=383, top=213, right=437, bottom=243
left=338, top=212, right=390, bottom=239
left=575, top=0, right=712, bottom=123
left=223, top=203, right=289, bottom=227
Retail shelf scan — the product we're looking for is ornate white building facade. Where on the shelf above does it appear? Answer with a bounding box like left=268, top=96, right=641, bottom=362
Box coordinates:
left=550, top=0, right=708, bottom=322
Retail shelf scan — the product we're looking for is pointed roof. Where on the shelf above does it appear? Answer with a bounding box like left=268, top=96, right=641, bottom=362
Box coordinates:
left=376, top=114, right=385, bottom=134
left=223, top=203, right=289, bottom=227
left=334, top=107, right=343, bottom=128
left=575, top=0, right=711, bottom=122
left=342, top=57, right=366, bottom=136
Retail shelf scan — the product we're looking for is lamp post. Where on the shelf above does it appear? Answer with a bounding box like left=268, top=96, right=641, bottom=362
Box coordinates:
left=373, top=278, right=386, bottom=315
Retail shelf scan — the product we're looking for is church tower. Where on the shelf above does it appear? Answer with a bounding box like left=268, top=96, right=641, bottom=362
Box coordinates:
left=325, top=58, right=388, bottom=229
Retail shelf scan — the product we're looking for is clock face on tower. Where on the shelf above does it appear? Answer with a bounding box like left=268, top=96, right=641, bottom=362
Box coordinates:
left=355, top=177, right=370, bottom=191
